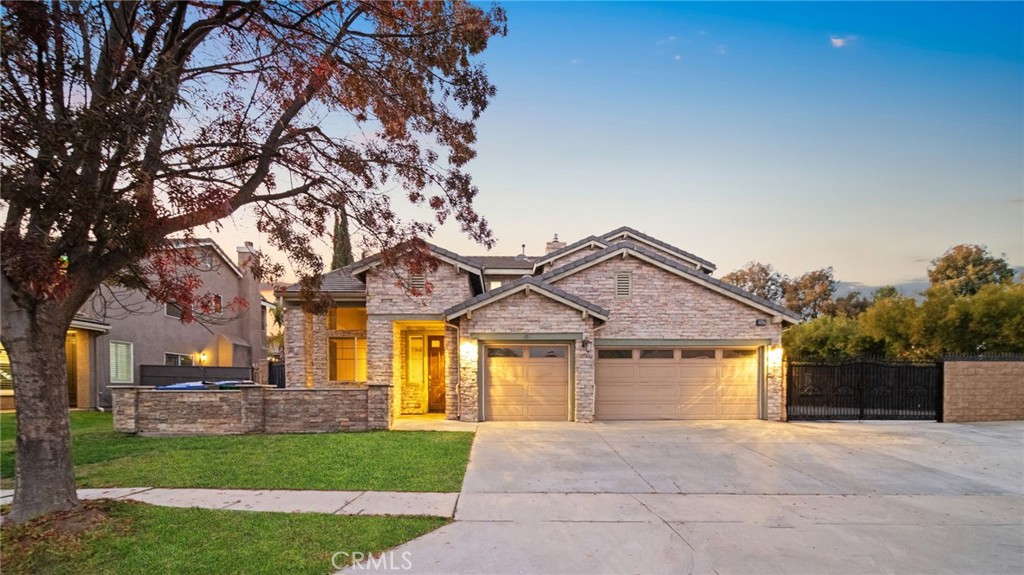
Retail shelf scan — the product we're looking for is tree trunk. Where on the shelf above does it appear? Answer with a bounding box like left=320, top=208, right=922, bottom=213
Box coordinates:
left=1, top=301, right=80, bottom=523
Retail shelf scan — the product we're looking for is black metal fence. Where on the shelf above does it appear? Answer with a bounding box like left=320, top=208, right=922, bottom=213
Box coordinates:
left=786, top=358, right=943, bottom=421
left=268, top=362, right=286, bottom=388
left=139, top=365, right=253, bottom=387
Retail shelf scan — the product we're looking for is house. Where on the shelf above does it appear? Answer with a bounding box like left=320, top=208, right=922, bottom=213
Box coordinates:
left=279, top=227, right=800, bottom=423
left=0, top=239, right=269, bottom=410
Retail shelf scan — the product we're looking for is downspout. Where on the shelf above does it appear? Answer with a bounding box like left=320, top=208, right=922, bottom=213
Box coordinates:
left=94, top=333, right=105, bottom=412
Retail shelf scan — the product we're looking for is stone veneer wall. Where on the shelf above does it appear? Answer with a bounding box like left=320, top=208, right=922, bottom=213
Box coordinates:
left=112, top=384, right=392, bottom=435
left=364, top=261, right=474, bottom=315
left=458, top=291, right=598, bottom=422
left=551, top=256, right=782, bottom=342
left=944, top=361, right=1024, bottom=423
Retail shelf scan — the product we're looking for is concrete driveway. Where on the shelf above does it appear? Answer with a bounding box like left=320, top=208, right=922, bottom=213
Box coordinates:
left=350, top=420, right=1024, bottom=574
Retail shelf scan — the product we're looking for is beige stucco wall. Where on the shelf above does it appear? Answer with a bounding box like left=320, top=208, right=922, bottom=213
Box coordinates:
left=458, top=291, right=598, bottom=422
left=944, top=361, right=1024, bottom=422
left=551, top=256, right=782, bottom=343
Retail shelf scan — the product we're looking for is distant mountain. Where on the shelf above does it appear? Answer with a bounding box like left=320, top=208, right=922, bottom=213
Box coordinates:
left=836, top=266, right=1023, bottom=299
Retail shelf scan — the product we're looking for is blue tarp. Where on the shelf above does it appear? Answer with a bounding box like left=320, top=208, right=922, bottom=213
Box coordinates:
left=155, top=381, right=206, bottom=390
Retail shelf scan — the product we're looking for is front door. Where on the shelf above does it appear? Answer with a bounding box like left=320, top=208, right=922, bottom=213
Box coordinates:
left=427, top=336, right=445, bottom=413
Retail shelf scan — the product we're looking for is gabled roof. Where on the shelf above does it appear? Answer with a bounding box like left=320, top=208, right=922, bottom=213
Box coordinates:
left=444, top=276, right=609, bottom=321
left=167, top=238, right=244, bottom=278
left=280, top=266, right=366, bottom=295
left=600, top=226, right=716, bottom=273
left=539, top=241, right=800, bottom=324
left=350, top=241, right=483, bottom=277
left=470, top=255, right=536, bottom=271
left=531, top=236, right=609, bottom=271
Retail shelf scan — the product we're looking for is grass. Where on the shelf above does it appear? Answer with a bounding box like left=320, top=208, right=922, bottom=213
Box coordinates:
left=0, top=412, right=473, bottom=492
left=0, top=499, right=447, bottom=575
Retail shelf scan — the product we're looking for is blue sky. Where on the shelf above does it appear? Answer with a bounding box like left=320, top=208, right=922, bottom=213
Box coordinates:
left=213, top=1, right=1024, bottom=288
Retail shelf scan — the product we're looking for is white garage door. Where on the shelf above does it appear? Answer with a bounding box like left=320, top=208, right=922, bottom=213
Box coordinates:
left=596, top=348, right=759, bottom=420
left=484, top=345, right=570, bottom=421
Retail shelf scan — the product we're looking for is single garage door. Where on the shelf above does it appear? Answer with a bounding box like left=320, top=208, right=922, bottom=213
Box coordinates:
left=596, top=348, right=759, bottom=420
left=484, top=345, right=570, bottom=421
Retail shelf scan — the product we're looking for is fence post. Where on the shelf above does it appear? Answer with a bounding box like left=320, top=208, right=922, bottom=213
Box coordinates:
left=935, top=361, right=944, bottom=423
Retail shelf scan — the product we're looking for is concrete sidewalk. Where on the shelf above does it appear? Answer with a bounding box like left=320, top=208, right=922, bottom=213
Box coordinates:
left=0, top=487, right=458, bottom=517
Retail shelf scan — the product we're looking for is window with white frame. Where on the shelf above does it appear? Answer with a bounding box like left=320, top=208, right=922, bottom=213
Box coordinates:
left=614, top=271, right=632, bottom=297
left=164, top=353, right=194, bottom=366
left=110, top=341, right=133, bottom=383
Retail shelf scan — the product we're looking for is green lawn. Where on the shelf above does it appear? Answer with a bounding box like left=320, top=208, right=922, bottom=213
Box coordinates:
left=0, top=412, right=473, bottom=492
left=1, top=499, right=446, bottom=575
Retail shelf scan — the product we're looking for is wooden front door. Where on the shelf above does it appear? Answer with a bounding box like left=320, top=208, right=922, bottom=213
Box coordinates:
left=65, top=332, right=77, bottom=408
left=427, top=336, right=445, bottom=413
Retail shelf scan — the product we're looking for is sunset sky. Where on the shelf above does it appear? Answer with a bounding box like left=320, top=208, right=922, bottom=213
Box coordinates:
left=207, top=1, right=1024, bottom=289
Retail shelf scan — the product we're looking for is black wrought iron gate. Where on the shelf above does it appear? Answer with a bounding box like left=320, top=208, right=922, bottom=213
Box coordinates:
left=786, top=359, right=943, bottom=421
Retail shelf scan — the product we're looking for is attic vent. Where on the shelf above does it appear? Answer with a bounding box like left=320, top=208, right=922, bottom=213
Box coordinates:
left=410, top=274, right=426, bottom=291
left=614, top=272, right=632, bottom=297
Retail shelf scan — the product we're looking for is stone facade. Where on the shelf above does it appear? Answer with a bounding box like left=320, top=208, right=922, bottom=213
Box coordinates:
left=458, top=291, right=598, bottom=421
left=552, top=256, right=782, bottom=343
left=365, top=261, right=474, bottom=315
left=944, top=361, right=1024, bottom=423
left=547, top=246, right=600, bottom=270
left=112, top=384, right=392, bottom=435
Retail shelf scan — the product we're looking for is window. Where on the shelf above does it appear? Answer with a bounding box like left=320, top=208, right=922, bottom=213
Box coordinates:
left=0, top=344, right=12, bottom=390
left=329, top=338, right=367, bottom=381
left=486, top=347, right=523, bottom=358
left=213, top=295, right=222, bottom=315
left=165, top=303, right=184, bottom=319
left=488, top=280, right=502, bottom=290
left=165, top=353, right=194, bottom=366
left=615, top=272, right=632, bottom=296
left=327, top=306, right=367, bottom=331
left=597, top=349, right=633, bottom=359
left=529, top=346, right=566, bottom=359
left=410, top=273, right=426, bottom=291
left=639, top=349, right=673, bottom=359
left=110, top=341, right=133, bottom=383
left=722, top=349, right=757, bottom=359
left=680, top=349, right=716, bottom=360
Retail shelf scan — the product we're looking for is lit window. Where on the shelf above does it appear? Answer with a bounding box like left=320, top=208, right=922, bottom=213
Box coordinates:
left=329, top=338, right=367, bottom=381
left=213, top=295, right=222, bottom=315
left=327, top=307, right=367, bottom=330
left=164, top=353, right=194, bottom=366
left=615, top=272, right=632, bottom=297
left=488, top=280, right=502, bottom=290
left=110, top=342, right=133, bottom=383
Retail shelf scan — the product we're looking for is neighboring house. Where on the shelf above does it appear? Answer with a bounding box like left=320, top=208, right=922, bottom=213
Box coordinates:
left=280, top=227, right=800, bottom=423
left=0, top=239, right=268, bottom=410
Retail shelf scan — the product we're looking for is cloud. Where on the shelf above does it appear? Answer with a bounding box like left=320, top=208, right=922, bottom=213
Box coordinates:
left=714, top=44, right=727, bottom=55
left=830, top=35, right=859, bottom=48
left=570, top=58, right=584, bottom=65
left=656, top=35, right=679, bottom=46
left=673, top=54, right=682, bottom=61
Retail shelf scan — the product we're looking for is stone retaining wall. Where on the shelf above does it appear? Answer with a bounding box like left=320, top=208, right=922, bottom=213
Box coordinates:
left=944, top=361, right=1024, bottom=423
left=112, top=383, right=392, bottom=435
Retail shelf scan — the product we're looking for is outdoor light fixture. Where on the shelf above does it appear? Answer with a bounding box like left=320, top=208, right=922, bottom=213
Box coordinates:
left=582, top=338, right=592, bottom=352
left=767, top=346, right=783, bottom=368
left=198, top=352, right=208, bottom=365
left=459, top=341, right=477, bottom=361
left=755, top=319, right=767, bottom=327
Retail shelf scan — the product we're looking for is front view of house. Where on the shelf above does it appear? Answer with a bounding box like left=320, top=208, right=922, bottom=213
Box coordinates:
left=279, top=227, right=800, bottom=424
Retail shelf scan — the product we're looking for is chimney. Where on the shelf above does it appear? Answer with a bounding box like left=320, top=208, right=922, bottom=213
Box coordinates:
left=545, top=234, right=566, bottom=254
left=236, top=241, right=256, bottom=268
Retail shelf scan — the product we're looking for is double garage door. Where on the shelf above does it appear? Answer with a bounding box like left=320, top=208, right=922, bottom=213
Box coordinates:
left=596, top=348, right=760, bottom=420
left=482, top=344, right=760, bottom=421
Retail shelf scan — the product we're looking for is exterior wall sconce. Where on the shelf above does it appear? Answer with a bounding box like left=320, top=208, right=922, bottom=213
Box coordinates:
left=198, top=352, right=208, bottom=365
left=767, top=346, right=783, bottom=368
left=459, top=341, right=477, bottom=361
left=582, top=338, right=592, bottom=352
left=755, top=319, right=767, bottom=327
